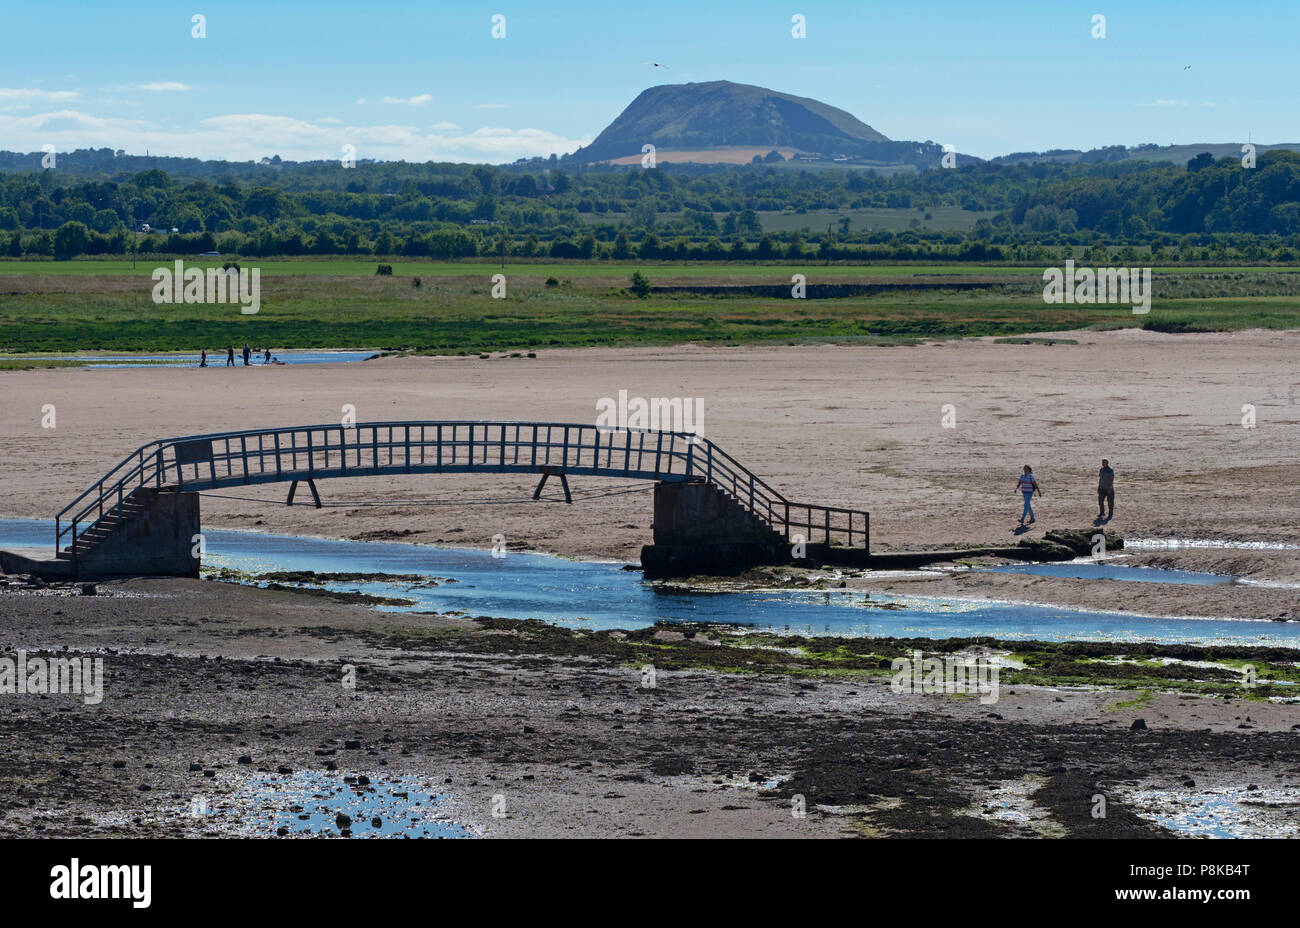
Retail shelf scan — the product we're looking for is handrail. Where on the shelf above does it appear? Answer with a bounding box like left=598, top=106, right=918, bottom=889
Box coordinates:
left=55, top=421, right=869, bottom=556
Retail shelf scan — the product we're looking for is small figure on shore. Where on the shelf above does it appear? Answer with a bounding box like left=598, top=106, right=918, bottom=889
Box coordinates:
left=242, top=342, right=251, bottom=366
left=199, top=349, right=207, bottom=368
left=263, top=347, right=271, bottom=364
left=1098, top=458, right=1115, bottom=521
left=1016, top=465, right=1041, bottom=525
left=226, top=345, right=235, bottom=367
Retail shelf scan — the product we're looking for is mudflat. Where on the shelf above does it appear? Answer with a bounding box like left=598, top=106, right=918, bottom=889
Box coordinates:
left=0, top=577, right=1295, bottom=838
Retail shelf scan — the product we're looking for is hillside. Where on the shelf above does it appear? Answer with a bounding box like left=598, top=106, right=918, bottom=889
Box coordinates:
left=570, top=80, right=947, bottom=166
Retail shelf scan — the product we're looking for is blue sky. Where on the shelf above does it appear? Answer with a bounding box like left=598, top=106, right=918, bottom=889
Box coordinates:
left=2, top=0, right=1295, bottom=163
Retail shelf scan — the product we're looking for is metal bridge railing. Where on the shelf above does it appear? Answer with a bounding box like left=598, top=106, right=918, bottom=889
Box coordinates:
left=55, top=421, right=869, bottom=558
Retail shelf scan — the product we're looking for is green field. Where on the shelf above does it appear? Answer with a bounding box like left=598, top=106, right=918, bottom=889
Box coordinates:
left=1, top=260, right=1298, bottom=357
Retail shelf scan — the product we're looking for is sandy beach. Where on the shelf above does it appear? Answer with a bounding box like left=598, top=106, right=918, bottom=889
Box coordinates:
left=2, top=329, right=1298, bottom=839
left=3, top=328, right=1298, bottom=617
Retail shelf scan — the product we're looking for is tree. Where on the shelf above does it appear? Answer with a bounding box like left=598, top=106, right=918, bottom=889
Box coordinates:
left=53, top=221, right=90, bottom=260
left=629, top=270, right=651, bottom=298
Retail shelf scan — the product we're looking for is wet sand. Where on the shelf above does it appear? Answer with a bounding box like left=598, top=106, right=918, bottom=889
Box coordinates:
left=0, top=577, right=1294, bottom=838
left=1, top=329, right=1298, bottom=837
left=2, top=328, right=1298, bottom=618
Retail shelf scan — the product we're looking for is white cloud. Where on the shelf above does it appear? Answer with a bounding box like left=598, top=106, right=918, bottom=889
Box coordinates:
left=380, top=94, right=433, bottom=106
left=0, top=108, right=588, bottom=162
left=137, top=82, right=191, bottom=92
left=1141, top=99, right=1190, bottom=107
left=0, top=87, right=80, bottom=110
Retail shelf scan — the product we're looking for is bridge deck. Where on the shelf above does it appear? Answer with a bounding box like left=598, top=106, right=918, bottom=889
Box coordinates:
left=56, top=421, right=869, bottom=557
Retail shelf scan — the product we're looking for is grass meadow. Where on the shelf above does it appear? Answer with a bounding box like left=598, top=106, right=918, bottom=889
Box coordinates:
left=1, top=259, right=1299, bottom=359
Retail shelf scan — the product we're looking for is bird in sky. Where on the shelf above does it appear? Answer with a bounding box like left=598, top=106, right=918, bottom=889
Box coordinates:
left=646, top=62, right=669, bottom=69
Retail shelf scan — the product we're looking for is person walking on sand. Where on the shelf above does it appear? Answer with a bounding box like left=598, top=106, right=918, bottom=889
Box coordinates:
left=200, top=348, right=207, bottom=368
left=1098, top=458, right=1115, bottom=521
left=1016, top=465, right=1041, bottom=525
left=263, top=347, right=271, bottom=364
left=226, top=345, right=235, bottom=367
left=242, top=342, right=251, bottom=366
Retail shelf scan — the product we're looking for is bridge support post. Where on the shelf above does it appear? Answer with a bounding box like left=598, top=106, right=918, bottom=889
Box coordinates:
left=640, top=481, right=789, bottom=578
left=532, top=467, right=572, bottom=504
left=286, top=479, right=322, bottom=508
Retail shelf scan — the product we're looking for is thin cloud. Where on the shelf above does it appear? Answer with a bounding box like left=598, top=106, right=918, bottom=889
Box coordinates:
left=380, top=94, right=433, bottom=106
left=0, top=108, right=588, bottom=162
left=0, top=87, right=79, bottom=102
left=137, top=82, right=191, bottom=92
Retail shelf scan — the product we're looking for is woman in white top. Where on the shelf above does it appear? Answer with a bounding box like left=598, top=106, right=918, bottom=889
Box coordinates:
left=1016, top=465, right=1041, bottom=525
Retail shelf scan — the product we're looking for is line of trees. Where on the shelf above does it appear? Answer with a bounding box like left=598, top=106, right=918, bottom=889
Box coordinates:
left=1, top=149, right=1299, bottom=260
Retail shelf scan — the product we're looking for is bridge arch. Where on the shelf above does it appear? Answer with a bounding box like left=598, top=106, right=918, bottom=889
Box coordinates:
left=54, top=421, right=869, bottom=573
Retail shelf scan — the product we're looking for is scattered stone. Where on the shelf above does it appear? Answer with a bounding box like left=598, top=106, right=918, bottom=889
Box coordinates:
left=1130, top=718, right=1147, bottom=730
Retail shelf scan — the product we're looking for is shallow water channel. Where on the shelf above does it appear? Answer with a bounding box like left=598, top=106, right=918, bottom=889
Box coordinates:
left=2, top=520, right=1293, bottom=646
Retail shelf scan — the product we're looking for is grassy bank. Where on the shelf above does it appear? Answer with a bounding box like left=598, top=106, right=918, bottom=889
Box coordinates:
left=2, top=260, right=1299, bottom=354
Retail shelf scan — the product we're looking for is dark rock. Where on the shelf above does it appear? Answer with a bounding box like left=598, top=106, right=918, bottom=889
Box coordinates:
left=1130, top=718, right=1147, bottom=730
left=237, top=755, right=252, bottom=765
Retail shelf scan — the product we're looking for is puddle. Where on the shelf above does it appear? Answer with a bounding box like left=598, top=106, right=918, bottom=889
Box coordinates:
left=4, top=350, right=377, bottom=369
left=1120, top=784, right=1300, bottom=838
left=216, top=771, right=475, bottom=838
left=957, top=774, right=1066, bottom=837
left=1127, top=538, right=1300, bottom=552
left=3, top=519, right=1297, bottom=647
left=976, top=560, right=1235, bottom=586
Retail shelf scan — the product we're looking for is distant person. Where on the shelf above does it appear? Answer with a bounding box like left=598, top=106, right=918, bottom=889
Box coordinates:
left=199, top=349, right=207, bottom=368
left=242, top=342, right=251, bottom=366
left=1098, top=459, right=1115, bottom=521
left=226, top=345, right=235, bottom=367
left=263, top=347, right=271, bottom=364
left=1016, top=465, right=1041, bottom=525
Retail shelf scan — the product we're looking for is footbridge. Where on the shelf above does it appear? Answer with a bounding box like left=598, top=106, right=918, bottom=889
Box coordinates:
left=47, top=421, right=869, bottom=578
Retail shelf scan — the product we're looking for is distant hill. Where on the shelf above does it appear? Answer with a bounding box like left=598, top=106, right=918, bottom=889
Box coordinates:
left=568, top=80, right=954, bottom=168
left=993, top=142, right=1300, bottom=166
